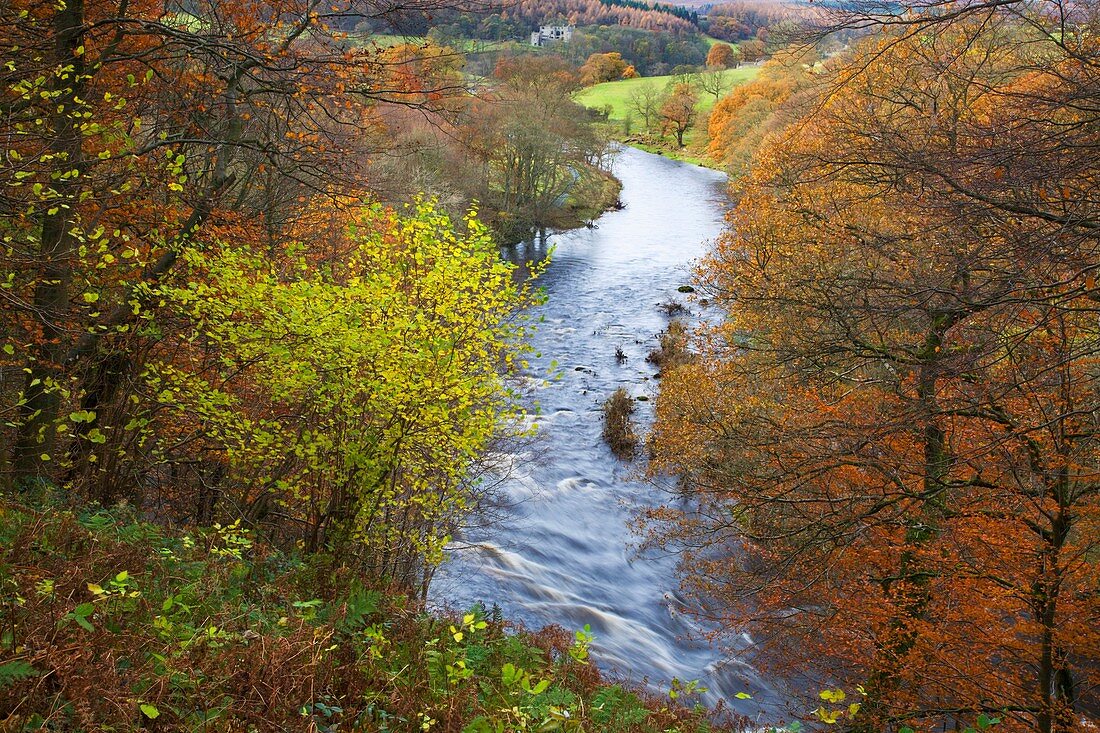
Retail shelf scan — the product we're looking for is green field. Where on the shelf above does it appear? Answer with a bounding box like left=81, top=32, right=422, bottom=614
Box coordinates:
left=574, top=66, right=761, bottom=122
left=355, top=34, right=529, bottom=54
left=702, top=35, right=735, bottom=48
left=356, top=33, right=425, bottom=48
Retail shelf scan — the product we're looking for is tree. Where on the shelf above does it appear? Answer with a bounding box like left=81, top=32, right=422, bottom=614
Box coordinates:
left=658, top=83, right=699, bottom=147
left=706, top=49, right=817, bottom=176
left=628, top=81, right=663, bottom=134
left=705, top=42, right=738, bottom=68
left=0, top=0, right=537, bottom=587
left=579, top=52, right=635, bottom=86
left=649, top=19, right=1100, bottom=733
left=698, top=68, right=730, bottom=100
left=148, top=200, right=537, bottom=585
left=739, top=39, right=767, bottom=62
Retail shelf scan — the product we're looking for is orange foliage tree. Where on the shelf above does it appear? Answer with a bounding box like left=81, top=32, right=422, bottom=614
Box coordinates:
left=706, top=42, right=739, bottom=69
left=658, top=83, right=699, bottom=147
left=649, top=18, right=1100, bottom=733
left=706, top=49, right=818, bottom=176
left=579, top=52, right=637, bottom=86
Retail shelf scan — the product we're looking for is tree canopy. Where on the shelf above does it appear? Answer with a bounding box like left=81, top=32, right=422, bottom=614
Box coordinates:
left=651, top=10, right=1100, bottom=732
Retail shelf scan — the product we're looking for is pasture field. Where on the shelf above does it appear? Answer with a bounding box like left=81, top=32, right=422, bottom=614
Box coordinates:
left=575, top=66, right=760, bottom=122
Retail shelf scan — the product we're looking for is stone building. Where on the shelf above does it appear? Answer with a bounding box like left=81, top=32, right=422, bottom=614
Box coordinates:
left=529, top=25, right=574, bottom=46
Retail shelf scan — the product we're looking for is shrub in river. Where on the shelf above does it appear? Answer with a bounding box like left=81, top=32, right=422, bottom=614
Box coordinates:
left=602, top=387, right=639, bottom=460
left=646, top=320, right=692, bottom=374
left=657, top=299, right=688, bottom=316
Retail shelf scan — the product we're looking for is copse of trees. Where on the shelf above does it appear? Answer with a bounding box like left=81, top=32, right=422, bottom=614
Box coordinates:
left=598, top=0, right=700, bottom=24
left=707, top=49, right=819, bottom=176
left=649, top=9, right=1100, bottom=733
left=0, top=0, right=564, bottom=592
left=459, top=55, right=616, bottom=241
left=703, top=0, right=795, bottom=41
left=353, top=45, right=615, bottom=242
left=562, top=26, right=710, bottom=76
left=498, top=0, right=699, bottom=34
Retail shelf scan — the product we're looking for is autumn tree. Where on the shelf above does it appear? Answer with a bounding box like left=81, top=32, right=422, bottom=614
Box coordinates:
left=0, top=0, right=532, bottom=588
left=147, top=200, right=537, bottom=586
left=658, top=83, right=699, bottom=147
left=739, top=38, right=767, bottom=62
left=706, top=49, right=818, bottom=175
left=706, top=42, right=738, bottom=68
left=579, top=52, right=638, bottom=86
left=649, top=18, right=1100, bottom=733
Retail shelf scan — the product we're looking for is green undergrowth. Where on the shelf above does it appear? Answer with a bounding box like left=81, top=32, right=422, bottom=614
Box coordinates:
left=0, top=499, right=734, bottom=732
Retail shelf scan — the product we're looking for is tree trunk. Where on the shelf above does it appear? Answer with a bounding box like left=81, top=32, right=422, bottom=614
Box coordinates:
left=11, top=0, right=87, bottom=486
left=854, top=312, right=952, bottom=731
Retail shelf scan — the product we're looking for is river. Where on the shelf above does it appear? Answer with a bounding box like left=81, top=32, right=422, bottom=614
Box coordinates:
left=430, top=146, right=786, bottom=726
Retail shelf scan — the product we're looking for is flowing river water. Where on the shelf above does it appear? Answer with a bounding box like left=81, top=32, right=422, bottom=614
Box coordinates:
left=430, top=146, right=786, bottom=725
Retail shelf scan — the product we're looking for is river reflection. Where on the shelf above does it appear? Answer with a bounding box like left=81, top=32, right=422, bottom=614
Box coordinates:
left=430, top=146, right=786, bottom=725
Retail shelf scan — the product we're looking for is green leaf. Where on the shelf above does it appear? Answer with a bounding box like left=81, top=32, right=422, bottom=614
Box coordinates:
left=0, top=660, right=39, bottom=690
left=140, top=703, right=160, bottom=719
left=735, top=692, right=753, bottom=700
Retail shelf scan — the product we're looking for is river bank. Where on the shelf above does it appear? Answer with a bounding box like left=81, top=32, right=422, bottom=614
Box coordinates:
left=620, top=135, right=722, bottom=170
left=549, top=165, right=624, bottom=231
left=0, top=496, right=745, bottom=732
left=494, top=164, right=623, bottom=246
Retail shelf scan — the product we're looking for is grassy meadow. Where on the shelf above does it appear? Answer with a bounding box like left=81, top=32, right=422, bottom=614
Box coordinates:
left=575, top=66, right=760, bottom=122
